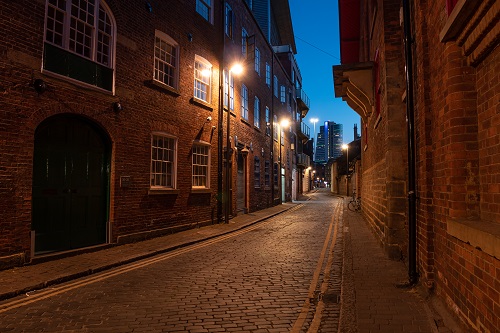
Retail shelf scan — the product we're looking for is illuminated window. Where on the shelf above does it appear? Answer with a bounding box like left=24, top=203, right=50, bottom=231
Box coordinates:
left=192, top=143, right=210, bottom=188
left=194, top=55, right=212, bottom=103
left=254, top=96, right=260, bottom=128
left=241, top=84, right=249, bottom=120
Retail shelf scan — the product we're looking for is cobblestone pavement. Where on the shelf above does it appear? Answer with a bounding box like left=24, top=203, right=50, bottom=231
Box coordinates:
left=0, top=191, right=343, bottom=332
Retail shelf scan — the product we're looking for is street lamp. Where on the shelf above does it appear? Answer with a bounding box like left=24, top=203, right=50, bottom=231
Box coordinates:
left=310, top=118, right=318, bottom=158
left=342, top=143, right=349, bottom=196
left=224, top=64, right=243, bottom=223
left=279, top=118, right=290, bottom=203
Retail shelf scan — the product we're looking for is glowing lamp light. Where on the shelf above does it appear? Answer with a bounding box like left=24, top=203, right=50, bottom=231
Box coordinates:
left=231, top=64, right=243, bottom=75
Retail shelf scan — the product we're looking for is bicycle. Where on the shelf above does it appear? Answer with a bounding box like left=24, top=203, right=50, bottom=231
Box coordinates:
left=347, top=193, right=361, bottom=212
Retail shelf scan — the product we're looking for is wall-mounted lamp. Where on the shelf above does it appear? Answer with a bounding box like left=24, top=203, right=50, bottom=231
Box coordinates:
left=261, top=148, right=265, bottom=156
left=206, top=116, right=212, bottom=122
left=33, top=79, right=46, bottom=94
left=187, top=33, right=193, bottom=42
left=113, top=101, right=123, bottom=112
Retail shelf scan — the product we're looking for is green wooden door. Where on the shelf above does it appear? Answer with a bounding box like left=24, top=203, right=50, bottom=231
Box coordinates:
left=32, top=115, right=109, bottom=253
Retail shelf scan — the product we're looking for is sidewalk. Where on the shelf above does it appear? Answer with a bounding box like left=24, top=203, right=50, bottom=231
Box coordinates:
left=338, top=202, right=454, bottom=333
left=0, top=202, right=298, bottom=301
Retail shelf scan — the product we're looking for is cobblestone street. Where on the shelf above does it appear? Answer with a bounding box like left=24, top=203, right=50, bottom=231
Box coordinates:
left=0, top=192, right=344, bottom=332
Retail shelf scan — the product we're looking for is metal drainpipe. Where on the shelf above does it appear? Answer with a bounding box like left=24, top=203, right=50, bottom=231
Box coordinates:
left=217, top=0, right=225, bottom=224
left=402, top=0, right=418, bottom=285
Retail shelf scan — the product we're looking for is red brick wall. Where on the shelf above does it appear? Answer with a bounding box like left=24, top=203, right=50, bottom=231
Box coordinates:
left=412, top=0, right=500, bottom=331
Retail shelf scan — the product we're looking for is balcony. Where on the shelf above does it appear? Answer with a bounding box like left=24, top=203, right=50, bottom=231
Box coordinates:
left=296, top=88, right=310, bottom=116
left=296, top=121, right=310, bottom=141
left=296, top=152, right=311, bottom=168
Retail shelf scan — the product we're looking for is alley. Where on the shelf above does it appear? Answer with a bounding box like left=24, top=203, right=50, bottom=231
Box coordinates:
left=0, top=192, right=343, bottom=333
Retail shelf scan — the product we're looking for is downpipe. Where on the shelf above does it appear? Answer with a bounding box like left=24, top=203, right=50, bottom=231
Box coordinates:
left=403, top=0, right=418, bottom=286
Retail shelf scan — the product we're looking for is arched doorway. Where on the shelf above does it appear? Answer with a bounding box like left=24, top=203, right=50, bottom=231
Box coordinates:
left=32, top=114, right=110, bottom=254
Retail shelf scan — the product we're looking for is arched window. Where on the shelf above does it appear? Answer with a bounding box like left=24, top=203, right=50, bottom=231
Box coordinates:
left=43, top=0, right=116, bottom=91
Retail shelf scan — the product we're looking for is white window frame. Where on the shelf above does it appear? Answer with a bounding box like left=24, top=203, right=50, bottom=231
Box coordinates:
left=254, top=156, right=261, bottom=188
left=265, top=106, right=270, bottom=135
left=151, top=133, right=177, bottom=189
left=254, top=47, right=260, bottom=75
left=266, top=62, right=271, bottom=87
left=194, top=55, right=212, bottom=103
left=153, top=31, right=179, bottom=89
left=225, top=3, right=233, bottom=38
left=241, top=84, right=249, bottom=120
left=196, top=0, right=213, bottom=23
left=254, top=96, right=260, bottom=128
left=274, top=75, right=278, bottom=97
left=43, top=0, right=116, bottom=89
left=223, top=69, right=235, bottom=111
left=192, top=141, right=211, bottom=189
left=242, top=28, right=248, bottom=56
left=280, top=85, right=286, bottom=103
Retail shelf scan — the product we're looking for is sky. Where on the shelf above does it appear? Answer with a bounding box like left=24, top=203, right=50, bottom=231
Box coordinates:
left=289, top=0, right=361, bottom=144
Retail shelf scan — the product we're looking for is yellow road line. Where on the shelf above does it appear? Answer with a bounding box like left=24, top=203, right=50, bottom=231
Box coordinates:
left=0, top=205, right=304, bottom=314
left=291, top=200, right=340, bottom=333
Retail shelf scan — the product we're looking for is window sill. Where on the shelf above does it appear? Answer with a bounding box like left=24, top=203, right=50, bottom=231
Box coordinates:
left=447, top=218, right=500, bottom=258
left=190, top=97, right=213, bottom=111
left=148, top=188, right=180, bottom=195
left=191, top=188, right=211, bottom=194
left=439, top=0, right=478, bottom=42
left=145, top=80, right=180, bottom=96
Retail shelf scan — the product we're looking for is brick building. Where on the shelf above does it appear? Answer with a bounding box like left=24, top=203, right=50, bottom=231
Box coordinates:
left=0, top=0, right=310, bottom=269
left=334, top=0, right=499, bottom=331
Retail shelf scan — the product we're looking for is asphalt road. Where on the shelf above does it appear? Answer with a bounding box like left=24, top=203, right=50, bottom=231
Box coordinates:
left=0, top=192, right=343, bottom=332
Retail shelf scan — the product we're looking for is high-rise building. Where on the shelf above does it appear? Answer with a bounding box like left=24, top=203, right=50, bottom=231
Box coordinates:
left=314, top=121, right=343, bottom=164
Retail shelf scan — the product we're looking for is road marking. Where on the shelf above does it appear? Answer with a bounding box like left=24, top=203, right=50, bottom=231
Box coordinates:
left=307, top=200, right=342, bottom=332
left=291, top=199, right=341, bottom=333
left=0, top=205, right=304, bottom=314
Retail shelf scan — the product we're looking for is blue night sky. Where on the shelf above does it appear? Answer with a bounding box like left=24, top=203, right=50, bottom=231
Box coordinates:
left=289, top=0, right=361, bottom=144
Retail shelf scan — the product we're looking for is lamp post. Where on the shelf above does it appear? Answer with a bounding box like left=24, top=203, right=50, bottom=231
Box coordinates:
left=223, top=64, right=243, bottom=224
left=310, top=118, right=318, bottom=159
left=279, top=119, right=290, bottom=204
left=342, top=143, right=349, bottom=196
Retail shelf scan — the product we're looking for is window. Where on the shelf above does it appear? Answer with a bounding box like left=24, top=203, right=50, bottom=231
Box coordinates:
left=273, top=115, right=278, bottom=140
left=151, top=134, right=176, bottom=188
left=266, top=63, right=271, bottom=87
left=224, top=70, right=234, bottom=110
left=196, top=0, right=212, bottom=22
left=241, top=84, right=249, bottom=120
left=280, top=85, right=286, bottom=103
left=264, top=160, right=270, bottom=187
left=242, top=28, right=248, bottom=56
left=225, top=3, right=233, bottom=38
left=254, top=157, right=261, bottom=188
left=254, top=96, right=260, bottom=128
left=43, top=0, right=115, bottom=91
left=273, top=76, right=278, bottom=97
left=254, top=48, right=260, bottom=74
left=273, top=163, right=279, bottom=187
left=265, top=106, right=270, bottom=135
left=154, top=31, right=179, bottom=89
left=194, top=55, right=212, bottom=103
left=192, top=143, right=210, bottom=188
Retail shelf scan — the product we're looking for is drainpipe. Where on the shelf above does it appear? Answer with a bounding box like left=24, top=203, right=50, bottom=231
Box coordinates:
left=217, top=0, right=225, bottom=223
left=402, top=0, right=418, bottom=285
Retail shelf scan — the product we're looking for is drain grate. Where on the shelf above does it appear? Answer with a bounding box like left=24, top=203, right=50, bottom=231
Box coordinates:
left=321, top=292, right=340, bottom=304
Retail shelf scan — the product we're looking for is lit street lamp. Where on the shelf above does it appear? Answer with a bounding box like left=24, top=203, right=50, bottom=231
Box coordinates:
left=310, top=118, right=318, bottom=158
left=342, top=143, right=349, bottom=196
left=279, top=119, right=290, bottom=203
left=223, top=64, right=243, bottom=223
